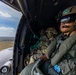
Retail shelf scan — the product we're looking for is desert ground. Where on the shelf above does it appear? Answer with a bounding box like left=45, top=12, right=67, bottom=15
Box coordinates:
left=0, top=41, right=14, bottom=51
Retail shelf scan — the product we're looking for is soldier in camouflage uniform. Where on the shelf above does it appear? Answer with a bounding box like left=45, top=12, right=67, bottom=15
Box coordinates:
left=20, top=5, right=76, bottom=75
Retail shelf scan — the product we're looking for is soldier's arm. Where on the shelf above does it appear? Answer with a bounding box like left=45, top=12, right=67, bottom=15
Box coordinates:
left=46, top=39, right=57, bottom=59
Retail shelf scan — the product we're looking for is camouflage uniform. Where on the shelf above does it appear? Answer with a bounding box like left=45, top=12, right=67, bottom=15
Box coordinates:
left=46, top=33, right=76, bottom=75
left=20, top=33, right=76, bottom=75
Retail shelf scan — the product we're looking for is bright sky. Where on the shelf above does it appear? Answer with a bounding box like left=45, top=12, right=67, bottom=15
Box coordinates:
left=0, top=1, right=22, bottom=37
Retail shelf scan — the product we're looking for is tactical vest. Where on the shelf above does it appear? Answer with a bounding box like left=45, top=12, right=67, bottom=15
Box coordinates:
left=46, top=33, right=76, bottom=75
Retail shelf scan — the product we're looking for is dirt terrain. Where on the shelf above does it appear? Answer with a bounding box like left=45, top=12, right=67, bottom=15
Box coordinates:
left=0, top=41, right=14, bottom=51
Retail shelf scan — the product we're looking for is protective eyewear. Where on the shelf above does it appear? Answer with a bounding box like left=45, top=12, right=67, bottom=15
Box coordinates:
left=60, top=16, right=75, bottom=23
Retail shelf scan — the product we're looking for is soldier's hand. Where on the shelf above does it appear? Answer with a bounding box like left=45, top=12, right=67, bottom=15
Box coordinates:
left=41, top=55, right=48, bottom=61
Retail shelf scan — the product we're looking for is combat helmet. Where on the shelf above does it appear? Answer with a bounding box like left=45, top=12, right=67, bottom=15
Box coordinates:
left=62, top=5, right=76, bottom=17
left=59, top=5, right=76, bottom=23
left=59, top=5, right=76, bottom=36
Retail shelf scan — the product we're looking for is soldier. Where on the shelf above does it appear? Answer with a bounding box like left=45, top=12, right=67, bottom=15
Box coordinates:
left=20, top=5, right=76, bottom=75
